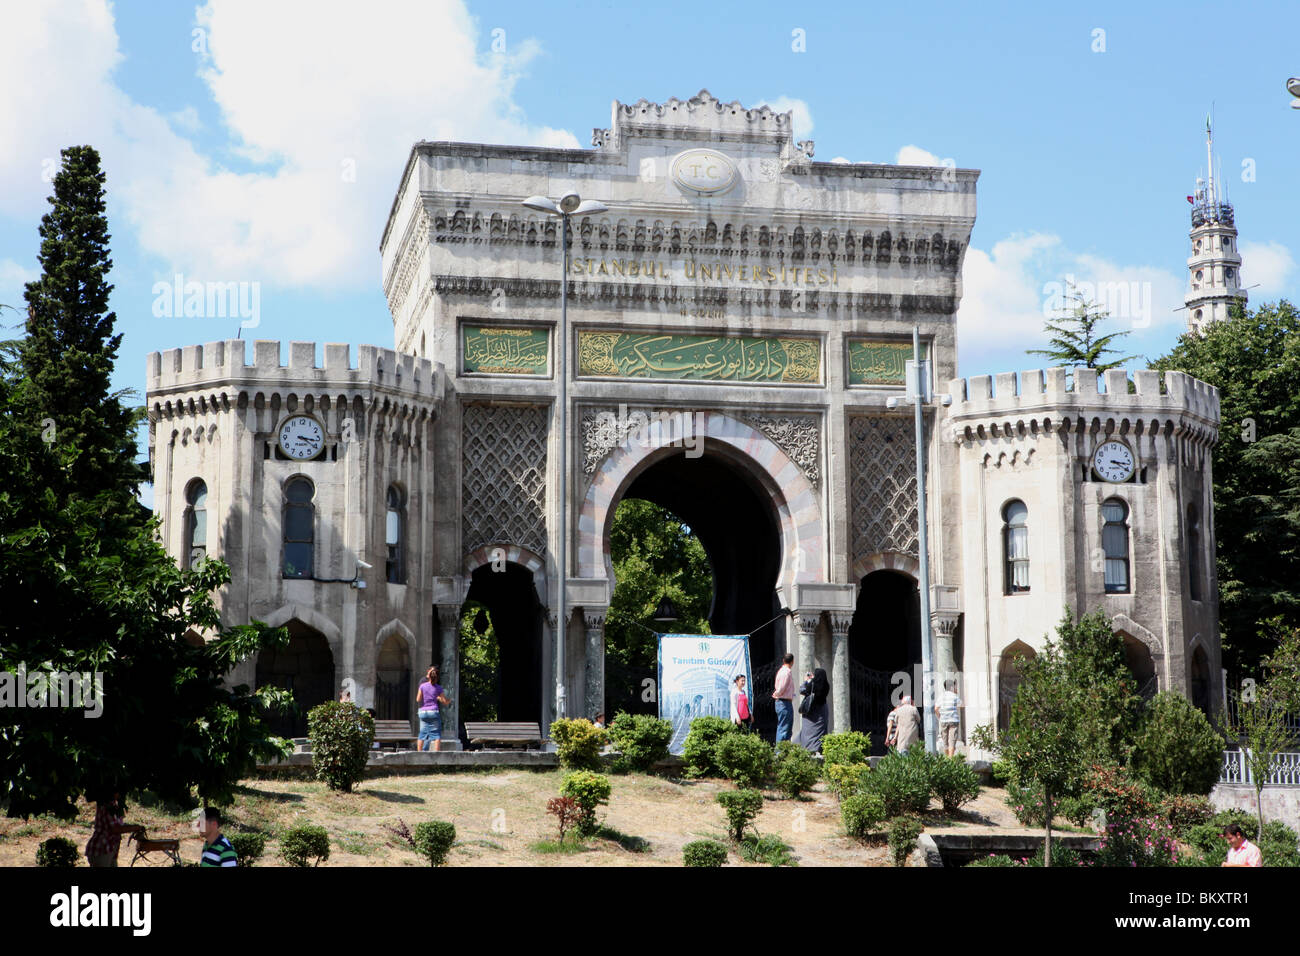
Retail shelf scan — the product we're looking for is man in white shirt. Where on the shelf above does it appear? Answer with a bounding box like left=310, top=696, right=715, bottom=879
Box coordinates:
left=934, top=678, right=963, bottom=757
left=1221, top=824, right=1263, bottom=867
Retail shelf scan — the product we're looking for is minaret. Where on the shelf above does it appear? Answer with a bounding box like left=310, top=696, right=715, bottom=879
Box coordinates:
left=1185, top=117, right=1246, bottom=333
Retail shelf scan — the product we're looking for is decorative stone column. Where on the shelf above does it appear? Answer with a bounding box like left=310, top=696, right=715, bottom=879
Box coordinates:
left=583, top=607, right=607, bottom=721
left=931, top=611, right=960, bottom=679
left=796, top=612, right=820, bottom=736
left=829, top=612, right=852, bottom=733
left=435, top=604, right=461, bottom=749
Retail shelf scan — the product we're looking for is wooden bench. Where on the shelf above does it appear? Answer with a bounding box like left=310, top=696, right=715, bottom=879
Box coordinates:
left=127, top=830, right=181, bottom=867
left=373, top=719, right=417, bottom=749
left=464, top=721, right=543, bottom=750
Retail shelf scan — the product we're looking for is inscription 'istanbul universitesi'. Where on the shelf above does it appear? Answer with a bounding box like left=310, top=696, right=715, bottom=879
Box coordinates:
left=577, top=330, right=821, bottom=384
left=572, top=257, right=840, bottom=286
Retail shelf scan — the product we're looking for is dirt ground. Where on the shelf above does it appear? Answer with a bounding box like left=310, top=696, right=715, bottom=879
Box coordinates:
left=0, top=771, right=1047, bottom=867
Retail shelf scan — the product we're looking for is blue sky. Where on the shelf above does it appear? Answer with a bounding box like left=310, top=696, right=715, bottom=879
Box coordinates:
left=2, top=1, right=1297, bottom=464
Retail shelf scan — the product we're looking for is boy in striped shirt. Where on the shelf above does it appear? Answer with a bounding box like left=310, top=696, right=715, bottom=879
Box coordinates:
left=199, top=807, right=238, bottom=867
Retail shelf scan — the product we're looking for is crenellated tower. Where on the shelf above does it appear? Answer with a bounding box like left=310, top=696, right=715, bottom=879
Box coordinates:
left=1185, top=118, right=1246, bottom=334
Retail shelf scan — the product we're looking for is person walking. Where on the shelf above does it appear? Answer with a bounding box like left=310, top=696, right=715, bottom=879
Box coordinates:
left=884, top=701, right=900, bottom=749
left=772, top=653, right=796, bottom=743
left=797, top=668, right=830, bottom=754
left=199, top=807, right=238, bottom=867
left=934, top=679, right=963, bottom=757
left=730, top=674, right=753, bottom=731
left=415, top=666, right=450, bottom=752
left=85, top=793, right=143, bottom=867
left=894, top=695, right=922, bottom=752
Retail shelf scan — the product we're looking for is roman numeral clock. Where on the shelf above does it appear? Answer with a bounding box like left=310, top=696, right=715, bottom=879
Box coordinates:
left=277, top=415, right=325, bottom=461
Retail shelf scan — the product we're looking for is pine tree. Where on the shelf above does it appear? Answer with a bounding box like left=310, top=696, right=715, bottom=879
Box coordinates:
left=1027, top=284, right=1138, bottom=372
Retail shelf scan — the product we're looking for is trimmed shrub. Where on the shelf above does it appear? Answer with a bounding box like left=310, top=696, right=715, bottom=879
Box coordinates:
left=929, top=755, right=981, bottom=813
left=36, top=836, right=78, bottom=868
left=227, top=832, right=266, bottom=866
left=739, top=833, right=796, bottom=866
left=279, top=824, right=330, bottom=867
left=560, top=770, right=612, bottom=837
left=682, top=716, right=740, bottom=778
left=990, top=759, right=1015, bottom=785
left=1131, top=692, right=1223, bottom=795
left=307, top=701, right=374, bottom=793
left=1056, top=794, right=1099, bottom=828
left=412, top=821, right=456, bottom=866
left=682, top=839, right=729, bottom=867
left=841, top=791, right=887, bottom=840
left=773, top=741, right=820, bottom=798
left=867, top=745, right=932, bottom=817
left=826, top=762, right=871, bottom=801
left=888, top=816, right=923, bottom=867
left=821, top=731, right=871, bottom=768
left=549, top=718, right=608, bottom=771
left=716, top=788, right=764, bottom=842
left=607, top=712, right=673, bottom=772
left=715, top=732, right=774, bottom=788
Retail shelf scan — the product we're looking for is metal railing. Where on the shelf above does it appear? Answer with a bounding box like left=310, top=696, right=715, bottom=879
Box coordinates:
left=1222, top=691, right=1300, bottom=737
left=1219, top=750, right=1300, bottom=787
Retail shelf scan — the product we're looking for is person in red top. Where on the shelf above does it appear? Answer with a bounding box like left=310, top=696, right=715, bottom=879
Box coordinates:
left=1221, top=824, right=1263, bottom=867
left=85, top=793, right=143, bottom=867
left=772, top=653, right=795, bottom=742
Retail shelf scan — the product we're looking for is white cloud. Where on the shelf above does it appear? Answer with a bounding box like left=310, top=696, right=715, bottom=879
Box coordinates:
left=895, top=145, right=944, bottom=166
left=0, top=1, right=579, bottom=290
left=0, top=259, right=37, bottom=315
left=756, top=96, right=813, bottom=139
left=957, top=233, right=1186, bottom=376
left=1240, top=240, right=1295, bottom=297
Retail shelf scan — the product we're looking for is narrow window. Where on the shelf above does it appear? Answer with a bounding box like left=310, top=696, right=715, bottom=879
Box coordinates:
left=1188, top=505, right=1202, bottom=601
left=1102, top=498, right=1130, bottom=593
left=283, top=477, right=314, bottom=579
left=1003, top=500, right=1029, bottom=594
left=386, top=485, right=405, bottom=584
left=185, top=479, right=208, bottom=568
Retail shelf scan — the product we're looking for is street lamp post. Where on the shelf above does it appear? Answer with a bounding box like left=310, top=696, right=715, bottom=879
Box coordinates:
left=522, top=192, right=608, bottom=723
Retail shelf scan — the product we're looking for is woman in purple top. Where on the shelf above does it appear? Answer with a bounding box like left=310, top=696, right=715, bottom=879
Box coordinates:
left=416, top=666, right=450, bottom=751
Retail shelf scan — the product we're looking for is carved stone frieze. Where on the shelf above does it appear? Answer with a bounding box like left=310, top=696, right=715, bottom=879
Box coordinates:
left=742, top=413, right=821, bottom=488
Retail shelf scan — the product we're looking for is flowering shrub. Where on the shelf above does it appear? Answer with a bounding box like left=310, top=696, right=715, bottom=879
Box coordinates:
left=1095, top=814, right=1180, bottom=867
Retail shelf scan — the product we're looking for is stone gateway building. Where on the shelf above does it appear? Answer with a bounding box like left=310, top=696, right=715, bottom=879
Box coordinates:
left=145, top=92, right=1222, bottom=750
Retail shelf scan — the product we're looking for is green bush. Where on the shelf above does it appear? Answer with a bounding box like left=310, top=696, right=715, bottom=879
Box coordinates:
left=682, top=839, right=729, bottom=867
left=560, top=770, right=612, bottom=837
left=715, top=732, right=774, bottom=788
left=773, top=741, right=820, bottom=798
left=739, top=833, right=796, bottom=866
left=821, top=731, right=871, bottom=767
left=1006, top=778, right=1049, bottom=827
left=682, top=716, right=740, bottom=778
left=607, top=712, right=673, bottom=772
left=412, top=821, right=456, bottom=866
left=227, top=832, right=266, bottom=866
left=888, top=816, right=923, bottom=867
left=715, top=788, right=764, bottom=842
left=990, top=759, right=1015, bottom=785
left=307, top=701, right=374, bottom=793
left=969, top=845, right=1088, bottom=867
left=930, top=755, right=981, bottom=813
left=826, top=762, right=871, bottom=800
left=1160, top=794, right=1215, bottom=834
left=967, top=853, right=1021, bottom=867
left=1185, top=811, right=1300, bottom=867
left=549, top=718, right=608, bottom=771
left=1082, top=764, right=1160, bottom=819
left=1096, top=813, right=1180, bottom=867
left=36, top=836, right=78, bottom=868
left=1056, top=794, right=1099, bottom=828
left=279, top=824, right=330, bottom=867
left=1131, top=692, right=1224, bottom=795
left=867, top=746, right=932, bottom=817
left=841, top=791, right=887, bottom=840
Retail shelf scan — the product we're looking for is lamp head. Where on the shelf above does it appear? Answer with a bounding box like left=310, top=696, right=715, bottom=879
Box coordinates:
left=558, top=192, right=582, bottom=214
left=522, top=195, right=560, bottom=215
left=885, top=397, right=900, bottom=410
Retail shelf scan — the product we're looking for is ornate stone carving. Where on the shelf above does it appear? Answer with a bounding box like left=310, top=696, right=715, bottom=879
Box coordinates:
left=849, top=415, right=918, bottom=559
left=591, top=128, right=610, bottom=148
left=742, top=413, right=821, bottom=488
left=462, top=404, right=547, bottom=555
left=796, top=139, right=815, bottom=159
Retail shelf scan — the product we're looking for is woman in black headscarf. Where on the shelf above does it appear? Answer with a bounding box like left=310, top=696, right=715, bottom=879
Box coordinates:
left=797, top=667, right=830, bottom=754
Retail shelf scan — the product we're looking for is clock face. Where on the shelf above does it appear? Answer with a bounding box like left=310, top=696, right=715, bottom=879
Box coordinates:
left=1093, top=440, right=1135, bottom=483
left=278, top=415, right=325, bottom=460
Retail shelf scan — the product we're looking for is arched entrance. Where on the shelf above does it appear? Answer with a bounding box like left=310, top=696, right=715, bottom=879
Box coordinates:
left=1190, top=644, right=1212, bottom=714
left=1121, top=632, right=1158, bottom=700
left=375, top=633, right=411, bottom=721
left=255, top=620, right=336, bottom=738
left=848, top=569, right=921, bottom=753
left=609, top=448, right=784, bottom=734
left=461, top=561, right=543, bottom=725
left=997, top=640, right=1037, bottom=733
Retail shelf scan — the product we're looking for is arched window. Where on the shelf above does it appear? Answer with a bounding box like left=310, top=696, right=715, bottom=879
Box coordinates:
left=385, top=485, right=405, bottom=584
left=283, top=477, right=314, bottom=579
left=1188, top=505, right=1202, bottom=601
left=1102, top=498, right=1130, bottom=593
left=184, top=479, right=208, bottom=568
left=1003, top=500, right=1029, bottom=594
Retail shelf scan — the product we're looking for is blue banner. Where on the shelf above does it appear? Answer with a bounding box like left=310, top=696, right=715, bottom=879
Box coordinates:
left=658, top=634, right=752, bottom=754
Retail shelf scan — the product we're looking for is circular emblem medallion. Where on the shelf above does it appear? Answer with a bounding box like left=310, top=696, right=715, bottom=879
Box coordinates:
left=670, top=148, right=739, bottom=197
